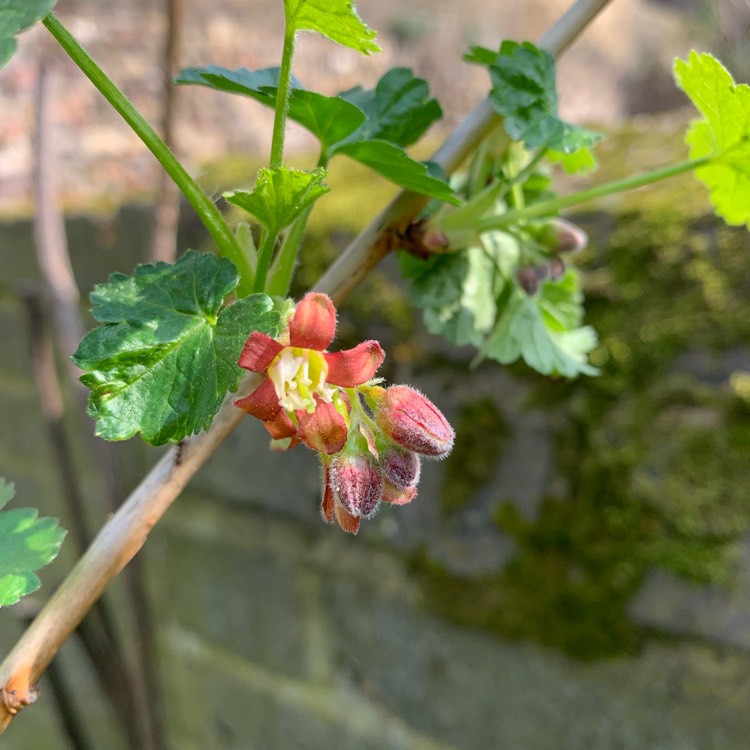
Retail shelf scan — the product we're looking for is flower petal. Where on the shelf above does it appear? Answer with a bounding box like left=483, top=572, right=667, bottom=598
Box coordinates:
left=321, top=467, right=335, bottom=523
left=324, top=341, right=385, bottom=387
left=263, top=409, right=298, bottom=440
left=234, top=377, right=281, bottom=421
left=334, top=500, right=361, bottom=534
left=298, top=398, right=348, bottom=454
left=238, top=331, right=284, bottom=372
left=289, top=293, right=336, bottom=350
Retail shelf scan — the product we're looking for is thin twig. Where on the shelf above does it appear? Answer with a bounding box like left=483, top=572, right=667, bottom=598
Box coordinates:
left=149, top=0, right=184, bottom=264
left=21, top=286, right=146, bottom=749
left=14, top=603, right=95, bottom=750
left=32, top=60, right=160, bottom=749
left=0, top=0, right=614, bottom=732
left=20, top=287, right=92, bottom=553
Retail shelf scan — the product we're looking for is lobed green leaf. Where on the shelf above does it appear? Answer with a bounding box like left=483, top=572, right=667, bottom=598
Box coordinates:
left=177, top=65, right=456, bottom=202
left=0, top=0, right=56, bottom=68
left=284, top=0, right=380, bottom=55
left=478, top=273, right=598, bottom=377
left=226, top=167, right=330, bottom=236
left=403, top=247, right=499, bottom=347
left=72, top=251, right=283, bottom=445
left=0, top=478, right=66, bottom=607
left=485, top=41, right=601, bottom=154
left=339, top=67, right=442, bottom=147
left=674, top=51, right=750, bottom=228
left=400, top=232, right=517, bottom=347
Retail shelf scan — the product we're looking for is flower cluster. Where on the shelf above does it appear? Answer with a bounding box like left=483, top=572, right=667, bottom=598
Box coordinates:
left=235, top=293, right=454, bottom=534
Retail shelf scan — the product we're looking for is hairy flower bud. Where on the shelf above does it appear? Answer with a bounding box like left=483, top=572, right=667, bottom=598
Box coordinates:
left=380, top=445, right=421, bottom=489
left=329, top=453, right=383, bottom=519
left=375, top=386, right=454, bottom=459
left=382, top=482, right=418, bottom=506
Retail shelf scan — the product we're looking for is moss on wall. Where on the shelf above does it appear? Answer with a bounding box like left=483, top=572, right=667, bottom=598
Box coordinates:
left=412, top=203, right=750, bottom=660
left=440, top=398, right=509, bottom=518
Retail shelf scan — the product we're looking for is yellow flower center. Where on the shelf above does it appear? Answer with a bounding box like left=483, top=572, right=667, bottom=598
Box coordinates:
left=268, top=347, right=334, bottom=414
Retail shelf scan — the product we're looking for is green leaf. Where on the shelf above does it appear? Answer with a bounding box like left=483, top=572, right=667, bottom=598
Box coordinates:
left=403, top=247, right=501, bottom=347
left=487, top=41, right=601, bottom=153
left=175, top=67, right=366, bottom=153
left=176, top=65, right=456, bottom=202
left=339, top=68, right=442, bottom=146
left=332, top=140, right=460, bottom=204
left=479, top=273, right=598, bottom=378
left=0, top=478, right=66, bottom=607
left=463, top=45, right=499, bottom=67
left=226, top=167, right=330, bottom=236
left=547, top=147, right=598, bottom=175
left=72, top=251, right=283, bottom=445
left=0, top=0, right=56, bottom=68
left=284, top=0, right=380, bottom=55
left=401, top=231, right=519, bottom=347
left=674, top=51, right=750, bottom=228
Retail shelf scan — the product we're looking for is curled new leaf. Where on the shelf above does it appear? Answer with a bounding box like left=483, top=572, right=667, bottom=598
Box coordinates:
left=226, top=167, right=330, bottom=236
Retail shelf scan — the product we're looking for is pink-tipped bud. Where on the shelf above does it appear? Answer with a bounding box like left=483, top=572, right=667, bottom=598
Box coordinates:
left=537, top=218, right=588, bottom=255
left=382, top=482, right=418, bottom=506
left=329, top=453, right=383, bottom=519
left=517, top=266, right=539, bottom=295
left=380, top=446, right=421, bottom=489
left=422, top=228, right=450, bottom=252
left=375, top=385, right=454, bottom=459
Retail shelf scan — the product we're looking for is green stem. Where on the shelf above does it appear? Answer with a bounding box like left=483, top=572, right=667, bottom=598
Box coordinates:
left=270, top=29, right=297, bottom=169
left=42, top=14, right=254, bottom=294
left=253, top=229, right=277, bottom=293
left=507, top=148, right=547, bottom=195
left=475, top=156, right=711, bottom=232
left=268, top=206, right=312, bottom=297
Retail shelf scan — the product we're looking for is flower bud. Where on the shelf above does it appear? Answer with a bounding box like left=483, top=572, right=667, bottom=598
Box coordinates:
left=382, top=482, right=418, bottom=506
left=380, top=446, right=420, bottom=489
left=537, top=218, right=588, bottom=254
left=375, top=385, right=454, bottom=459
left=329, top=453, right=383, bottom=518
left=547, top=256, right=566, bottom=280
left=517, top=266, right=539, bottom=295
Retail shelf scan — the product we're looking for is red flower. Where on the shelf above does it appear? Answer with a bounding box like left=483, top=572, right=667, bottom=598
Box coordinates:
left=235, top=293, right=384, bottom=453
